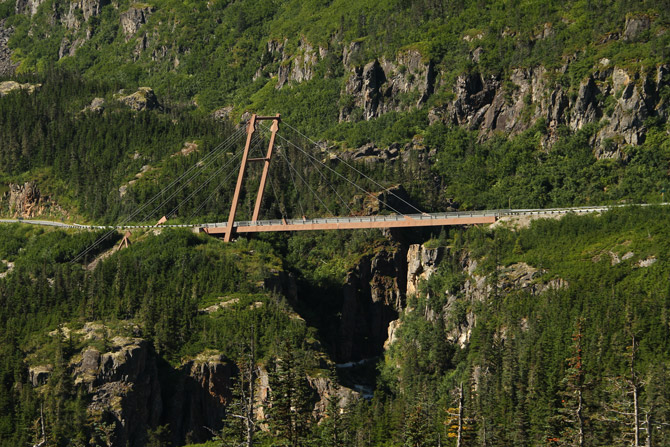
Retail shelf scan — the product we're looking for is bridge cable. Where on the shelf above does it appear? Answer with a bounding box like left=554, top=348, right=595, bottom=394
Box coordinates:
left=271, top=130, right=407, bottom=217
left=138, top=129, right=253, bottom=223
left=165, top=147, right=247, bottom=220
left=268, top=171, right=287, bottom=220
left=281, top=120, right=425, bottom=215
left=188, top=131, right=274, bottom=222
left=259, top=124, right=353, bottom=216
left=191, top=128, right=275, bottom=221
left=70, top=127, right=247, bottom=263
left=189, top=131, right=270, bottom=219
left=189, top=156, right=245, bottom=220
left=247, top=127, right=288, bottom=219
left=166, top=134, right=268, bottom=218
left=274, top=139, right=334, bottom=215
left=131, top=125, right=247, bottom=224
left=274, top=144, right=306, bottom=218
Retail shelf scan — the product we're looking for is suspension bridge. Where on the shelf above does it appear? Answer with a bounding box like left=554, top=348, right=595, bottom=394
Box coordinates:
left=0, top=113, right=633, bottom=263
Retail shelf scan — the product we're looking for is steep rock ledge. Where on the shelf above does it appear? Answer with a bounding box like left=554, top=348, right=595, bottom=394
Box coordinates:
left=337, top=245, right=407, bottom=362
left=385, top=242, right=569, bottom=350
left=76, top=338, right=163, bottom=447
left=339, top=49, right=435, bottom=121
left=0, top=181, right=63, bottom=218
left=120, top=5, right=153, bottom=41
left=429, top=62, right=670, bottom=158
left=0, top=19, right=17, bottom=76
left=165, top=352, right=233, bottom=444
left=29, top=324, right=233, bottom=446
left=28, top=322, right=354, bottom=445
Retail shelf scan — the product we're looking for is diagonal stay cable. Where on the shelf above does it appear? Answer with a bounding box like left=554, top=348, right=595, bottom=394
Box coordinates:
left=259, top=124, right=352, bottom=215
left=71, top=127, right=247, bottom=263
left=132, top=125, right=247, bottom=224
left=267, top=172, right=286, bottom=219
left=139, top=129, right=255, bottom=223
left=254, top=127, right=306, bottom=218
left=73, top=127, right=247, bottom=264
left=172, top=132, right=265, bottom=221
left=272, top=130, right=406, bottom=216
left=165, top=148, right=245, bottom=220
left=189, top=132, right=268, bottom=222
left=189, top=156, right=245, bottom=220
left=266, top=153, right=294, bottom=220
left=275, top=140, right=333, bottom=215
left=282, top=120, right=424, bottom=214
left=274, top=144, right=305, bottom=218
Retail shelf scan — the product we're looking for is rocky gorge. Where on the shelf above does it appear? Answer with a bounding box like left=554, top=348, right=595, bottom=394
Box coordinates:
left=19, top=222, right=571, bottom=446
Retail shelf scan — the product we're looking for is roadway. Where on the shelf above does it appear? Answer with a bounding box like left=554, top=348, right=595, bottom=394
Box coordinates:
left=0, top=204, right=650, bottom=234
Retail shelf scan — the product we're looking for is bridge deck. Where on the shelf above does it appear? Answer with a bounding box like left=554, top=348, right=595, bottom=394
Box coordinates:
left=2, top=205, right=633, bottom=233
left=200, top=212, right=497, bottom=235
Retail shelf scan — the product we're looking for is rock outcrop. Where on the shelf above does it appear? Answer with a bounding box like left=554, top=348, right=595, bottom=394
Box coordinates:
left=29, top=323, right=233, bottom=446
left=258, top=39, right=433, bottom=119
left=337, top=245, right=407, bottom=361
left=61, top=0, right=110, bottom=30
left=0, top=81, right=41, bottom=96
left=276, top=38, right=320, bottom=88
left=623, top=14, right=651, bottom=40
left=76, top=337, right=163, bottom=447
left=28, top=321, right=352, bottom=445
left=382, top=242, right=569, bottom=350
left=118, top=87, right=161, bottom=111
left=82, top=97, right=105, bottom=113
left=339, top=49, right=435, bottom=121
left=120, top=6, right=153, bottom=40
left=51, top=0, right=112, bottom=58
left=428, top=61, right=670, bottom=158
left=165, top=352, right=233, bottom=444
left=0, top=260, right=14, bottom=279
left=0, top=20, right=17, bottom=76
left=406, top=244, right=445, bottom=296
left=3, top=181, right=44, bottom=218
left=351, top=184, right=418, bottom=216
left=14, top=0, right=46, bottom=16
left=307, top=374, right=358, bottom=418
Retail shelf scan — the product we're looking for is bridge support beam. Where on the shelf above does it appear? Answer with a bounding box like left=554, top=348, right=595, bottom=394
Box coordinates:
left=224, top=113, right=280, bottom=242
left=252, top=114, right=280, bottom=222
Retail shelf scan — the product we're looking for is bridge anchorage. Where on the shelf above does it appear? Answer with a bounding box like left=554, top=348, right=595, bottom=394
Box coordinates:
left=197, top=113, right=497, bottom=241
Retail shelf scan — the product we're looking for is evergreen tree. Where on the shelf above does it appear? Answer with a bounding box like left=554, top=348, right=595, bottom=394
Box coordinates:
left=267, top=342, right=314, bottom=447
left=555, top=318, right=591, bottom=447
left=222, top=327, right=259, bottom=447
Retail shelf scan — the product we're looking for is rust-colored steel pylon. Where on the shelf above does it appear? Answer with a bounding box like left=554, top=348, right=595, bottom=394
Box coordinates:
left=224, top=113, right=280, bottom=242
left=115, top=231, right=132, bottom=251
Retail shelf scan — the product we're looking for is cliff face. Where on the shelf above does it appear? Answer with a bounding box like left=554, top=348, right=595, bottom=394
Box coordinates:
left=339, top=49, right=435, bottom=121
left=427, top=62, right=669, bottom=158
left=165, top=353, right=233, bottom=444
left=252, top=29, right=668, bottom=160
left=343, top=236, right=570, bottom=355
left=254, top=34, right=669, bottom=161
left=28, top=324, right=234, bottom=446
left=337, top=245, right=407, bottom=362
left=6, top=0, right=668, bottom=163
left=27, top=322, right=353, bottom=445
left=76, top=338, right=163, bottom=447
left=0, top=20, right=16, bottom=76
left=0, top=181, right=59, bottom=218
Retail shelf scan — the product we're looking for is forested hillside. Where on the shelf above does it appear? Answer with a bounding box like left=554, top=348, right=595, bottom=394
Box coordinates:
left=1, top=0, right=670, bottom=446
left=1, top=207, right=670, bottom=446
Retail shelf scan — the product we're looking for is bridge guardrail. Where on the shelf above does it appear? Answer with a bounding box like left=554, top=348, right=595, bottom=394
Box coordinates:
left=5, top=204, right=668, bottom=231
